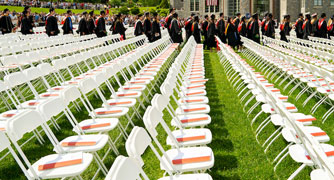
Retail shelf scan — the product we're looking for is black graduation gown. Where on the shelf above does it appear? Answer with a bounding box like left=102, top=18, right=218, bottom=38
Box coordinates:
left=134, top=20, right=143, bottom=36
left=112, top=21, right=126, bottom=39
left=151, top=20, right=161, bottom=42
left=317, top=19, right=328, bottom=38
left=21, top=16, right=33, bottom=35
left=295, top=19, right=303, bottom=39
left=251, top=20, right=260, bottom=43
left=329, top=23, right=334, bottom=37
left=143, top=19, right=152, bottom=42
left=311, top=19, right=318, bottom=37
left=45, top=15, right=59, bottom=36
left=192, top=22, right=201, bottom=43
left=165, top=15, right=172, bottom=35
left=217, top=19, right=226, bottom=43
left=170, top=18, right=183, bottom=43
left=264, top=20, right=275, bottom=38
left=62, top=17, right=73, bottom=34
left=246, top=21, right=253, bottom=40
left=202, top=20, right=209, bottom=47
left=207, top=22, right=216, bottom=49
left=184, top=18, right=193, bottom=40
left=78, top=18, right=88, bottom=36
left=87, top=18, right=95, bottom=34
left=280, top=22, right=291, bottom=42
left=239, top=22, right=247, bottom=37
left=303, top=20, right=311, bottom=40
left=226, top=23, right=238, bottom=47
left=95, top=17, right=107, bottom=37
left=0, top=15, right=14, bottom=34
left=234, top=18, right=240, bottom=28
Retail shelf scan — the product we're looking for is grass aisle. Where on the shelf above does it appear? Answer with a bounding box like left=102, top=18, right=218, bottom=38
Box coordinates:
left=205, top=50, right=277, bottom=179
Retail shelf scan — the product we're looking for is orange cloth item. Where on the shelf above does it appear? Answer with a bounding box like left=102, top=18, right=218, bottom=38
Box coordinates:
left=42, top=94, right=59, bottom=97
left=28, top=102, right=39, bottom=106
left=181, top=117, right=209, bottom=123
left=61, top=141, right=97, bottom=147
left=186, top=91, right=204, bottom=96
left=96, top=110, right=122, bottom=115
left=271, top=89, right=280, bottom=92
left=109, top=101, right=132, bottom=105
left=286, top=106, right=296, bottom=110
left=124, top=87, right=142, bottom=90
left=311, top=132, right=327, bottom=136
left=183, top=107, right=206, bottom=112
left=2, top=114, right=15, bottom=118
left=297, top=118, right=317, bottom=122
left=306, top=151, right=334, bottom=160
left=176, top=135, right=206, bottom=142
left=172, top=156, right=211, bottom=165
left=53, top=87, right=64, bottom=90
left=81, top=123, right=111, bottom=130
left=117, top=93, right=138, bottom=97
left=191, top=80, right=207, bottom=83
left=0, top=127, right=5, bottom=131
left=189, top=76, right=204, bottom=80
left=130, top=81, right=146, bottom=84
left=184, top=99, right=204, bottom=103
left=38, top=159, right=83, bottom=171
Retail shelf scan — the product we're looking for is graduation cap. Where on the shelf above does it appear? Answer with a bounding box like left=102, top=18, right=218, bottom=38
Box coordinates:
left=82, top=11, right=87, bottom=15
left=312, top=13, right=317, bottom=17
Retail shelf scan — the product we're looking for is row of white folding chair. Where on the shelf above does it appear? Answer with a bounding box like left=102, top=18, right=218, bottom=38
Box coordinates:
left=287, top=36, right=334, bottom=53
left=218, top=42, right=334, bottom=180
left=264, top=36, right=334, bottom=71
left=243, top=37, right=334, bottom=121
left=0, top=35, right=176, bottom=179
left=309, top=36, right=334, bottom=46
left=106, top=38, right=213, bottom=180
left=0, top=34, right=123, bottom=75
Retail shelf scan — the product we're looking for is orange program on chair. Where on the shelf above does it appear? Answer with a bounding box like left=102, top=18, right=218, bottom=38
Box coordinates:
left=81, top=123, right=111, bottom=130
left=172, top=156, right=211, bottom=165
left=38, top=159, right=83, bottom=171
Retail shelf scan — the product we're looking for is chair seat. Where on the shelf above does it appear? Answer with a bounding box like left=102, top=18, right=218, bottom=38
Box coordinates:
left=28, top=152, right=93, bottom=179
left=178, top=96, right=209, bottom=105
left=311, top=169, right=331, bottom=180
left=104, top=98, right=137, bottom=107
left=131, top=76, right=155, bottom=82
left=0, top=109, right=30, bottom=121
left=113, top=91, right=142, bottom=98
left=94, top=107, right=129, bottom=118
left=171, top=114, right=211, bottom=128
left=39, top=92, right=61, bottom=99
left=181, top=89, right=207, bottom=97
left=176, top=104, right=210, bottom=115
left=167, top=128, right=212, bottom=147
left=20, top=99, right=51, bottom=109
left=158, top=173, right=212, bottom=180
left=289, top=144, right=334, bottom=165
left=181, top=84, right=206, bottom=91
left=74, top=118, right=119, bottom=133
left=161, top=147, right=214, bottom=173
left=125, top=79, right=151, bottom=86
left=120, top=84, right=146, bottom=91
left=55, top=135, right=108, bottom=153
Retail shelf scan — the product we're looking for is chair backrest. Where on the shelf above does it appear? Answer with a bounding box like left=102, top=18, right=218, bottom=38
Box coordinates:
left=61, top=86, right=81, bottom=105
left=142, top=106, right=163, bottom=138
left=0, top=131, right=10, bottom=152
left=151, top=94, right=168, bottom=112
left=4, top=71, right=29, bottom=87
left=105, top=156, right=144, bottom=180
left=23, top=67, right=43, bottom=81
left=37, top=63, right=55, bottom=76
left=78, top=78, right=97, bottom=94
left=125, top=126, right=152, bottom=161
left=6, top=110, right=44, bottom=142
left=37, top=97, right=65, bottom=120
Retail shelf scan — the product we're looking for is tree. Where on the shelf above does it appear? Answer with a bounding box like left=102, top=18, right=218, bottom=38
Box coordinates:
left=130, top=7, right=140, bottom=15
left=110, top=0, right=121, bottom=8
left=159, top=0, right=169, bottom=9
left=119, top=6, right=129, bottom=15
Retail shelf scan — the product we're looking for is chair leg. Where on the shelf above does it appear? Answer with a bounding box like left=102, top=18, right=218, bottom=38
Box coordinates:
left=287, top=164, right=307, bottom=180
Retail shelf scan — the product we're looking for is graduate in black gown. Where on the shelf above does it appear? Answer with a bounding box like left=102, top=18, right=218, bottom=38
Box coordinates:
left=225, top=17, right=238, bottom=49
left=238, top=16, right=247, bottom=37
left=311, top=13, right=318, bottom=37
left=192, top=15, right=201, bottom=43
left=251, top=14, right=260, bottom=44
left=328, top=16, right=334, bottom=38
left=316, top=13, right=328, bottom=38
left=45, top=8, right=59, bottom=36
left=151, top=12, right=161, bottom=42
left=201, top=15, right=209, bottom=49
left=216, top=13, right=226, bottom=43
left=0, top=8, right=14, bottom=35
left=246, top=17, right=253, bottom=40
left=295, top=13, right=304, bottom=39
left=143, top=12, right=152, bottom=42
left=170, top=13, right=183, bottom=43
left=62, top=10, right=73, bottom=34
left=112, top=14, right=126, bottom=40
left=184, top=13, right=194, bottom=41
left=280, top=15, right=291, bottom=42
left=134, top=14, right=144, bottom=36
left=207, top=14, right=216, bottom=50
left=261, top=13, right=268, bottom=40
left=78, top=11, right=89, bottom=36
left=21, top=10, right=33, bottom=35
left=95, top=11, right=107, bottom=38
left=233, top=13, right=241, bottom=28
left=165, top=8, right=175, bottom=36
left=303, top=14, right=312, bottom=40
left=87, top=11, right=95, bottom=34
left=264, top=13, right=275, bottom=38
